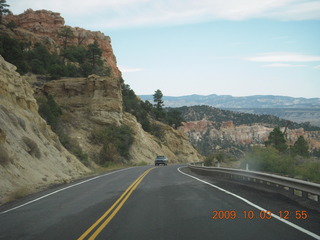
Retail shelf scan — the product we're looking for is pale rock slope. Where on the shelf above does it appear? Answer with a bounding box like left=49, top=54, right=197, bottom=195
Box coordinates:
left=0, top=56, right=89, bottom=204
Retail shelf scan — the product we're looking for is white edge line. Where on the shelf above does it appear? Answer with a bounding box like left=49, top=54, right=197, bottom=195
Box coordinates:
left=0, top=167, right=134, bottom=215
left=177, top=166, right=320, bottom=240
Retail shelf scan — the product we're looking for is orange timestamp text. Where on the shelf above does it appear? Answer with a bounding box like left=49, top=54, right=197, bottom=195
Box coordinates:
left=212, top=210, right=308, bottom=220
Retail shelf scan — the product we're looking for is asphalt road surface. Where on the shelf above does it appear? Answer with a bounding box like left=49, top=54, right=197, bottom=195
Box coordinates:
left=0, top=165, right=319, bottom=240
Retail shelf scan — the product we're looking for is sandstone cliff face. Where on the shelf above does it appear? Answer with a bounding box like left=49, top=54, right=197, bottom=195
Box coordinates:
left=0, top=56, right=89, bottom=204
left=4, top=9, right=121, bottom=79
left=39, top=77, right=202, bottom=164
left=40, top=75, right=123, bottom=125
left=180, top=120, right=320, bottom=155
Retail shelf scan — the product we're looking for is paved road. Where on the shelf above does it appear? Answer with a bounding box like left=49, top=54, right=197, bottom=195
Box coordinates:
left=0, top=165, right=319, bottom=240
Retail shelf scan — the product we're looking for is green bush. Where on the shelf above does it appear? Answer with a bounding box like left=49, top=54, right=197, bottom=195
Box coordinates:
left=91, top=124, right=134, bottom=165
left=241, top=146, right=294, bottom=174
left=149, top=123, right=165, bottom=140
left=204, top=155, right=215, bottom=166
left=38, top=95, right=62, bottom=132
left=294, top=161, right=320, bottom=182
left=241, top=146, right=320, bottom=182
left=0, top=35, right=29, bottom=74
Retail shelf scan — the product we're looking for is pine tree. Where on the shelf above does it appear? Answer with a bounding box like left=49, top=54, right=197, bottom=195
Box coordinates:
left=87, top=40, right=102, bottom=73
left=153, top=89, right=165, bottom=120
left=292, top=136, right=309, bottom=157
left=153, top=89, right=164, bottom=110
left=0, top=0, right=11, bottom=24
left=265, top=127, right=288, bottom=152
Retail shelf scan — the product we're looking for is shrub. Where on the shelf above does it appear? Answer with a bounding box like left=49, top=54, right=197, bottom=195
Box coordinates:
left=241, top=146, right=295, bottom=174
left=22, top=136, right=41, bottom=159
left=91, top=124, right=134, bottom=165
left=294, top=161, right=320, bottom=183
left=99, top=142, right=121, bottom=165
left=0, top=144, right=11, bottom=165
left=6, top=21, right=17, bottom=30
left=58, top=133, right=89, bottom=166
left=204, top=155, right=215, bottom=166
left=38, top=95, right=62, bottom=131
left=150, top=123, right=165, bottom=140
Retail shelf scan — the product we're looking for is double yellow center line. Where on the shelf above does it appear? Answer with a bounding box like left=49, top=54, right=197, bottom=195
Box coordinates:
left=78, top=167, right=154, bottom=240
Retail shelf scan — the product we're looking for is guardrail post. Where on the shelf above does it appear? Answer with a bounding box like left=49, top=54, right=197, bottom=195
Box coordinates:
left=246, top=164, right=249, bottom=171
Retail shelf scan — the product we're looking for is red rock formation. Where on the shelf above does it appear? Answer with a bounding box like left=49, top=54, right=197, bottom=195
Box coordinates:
left=4, top=9, right=121, bottom=79
left=180, top=120, right=320, bottom=151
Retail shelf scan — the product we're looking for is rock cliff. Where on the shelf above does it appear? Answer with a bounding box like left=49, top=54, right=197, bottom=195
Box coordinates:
left=37, top=76, right=202, bottom=164
left=0, top=56, right=89, bottom=204
left=4, top=9, right=121, bottom=79
left=0, top=9, right=202, bottom=204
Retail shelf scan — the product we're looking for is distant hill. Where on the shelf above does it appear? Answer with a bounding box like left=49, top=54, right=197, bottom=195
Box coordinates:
left=175, top=105, right=320, bottom=131
left=140, top=94, right=320, bottom=127
left=139, top=94, right=320, bottom=108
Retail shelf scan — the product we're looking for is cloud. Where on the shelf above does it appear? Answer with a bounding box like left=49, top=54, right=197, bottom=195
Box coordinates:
left=120, top=66, right=143, bottom=73
left=314, top=65, right=320, bottom=70
left=10, top=0, right=320, bottom=29
left=263, top=63, right=306, bottom=68
left=246, top=52, right=320, bottom=62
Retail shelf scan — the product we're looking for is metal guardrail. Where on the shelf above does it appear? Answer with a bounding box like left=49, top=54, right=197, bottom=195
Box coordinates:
left=188, top=165, right=320, bottom=202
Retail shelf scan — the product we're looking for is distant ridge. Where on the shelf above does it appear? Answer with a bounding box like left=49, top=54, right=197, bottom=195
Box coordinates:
left=139, top=94, right=320, bottom=127
left=139, top=94, right=320, bottom=108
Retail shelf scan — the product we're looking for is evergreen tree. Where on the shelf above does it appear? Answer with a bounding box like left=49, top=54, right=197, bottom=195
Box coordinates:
left=165, top=109, right=184, bottom=129
left=58, top=27, right=74, bottom=50
left=153, top=89, right=164, bottom=110
left=87, top=40, right=102, bottom=74
left=153, top=89, right=165, bottom=120
left=265, top=127, right=288, bottom=152
left=292, top=136, right=309, bottom=157
left=58, top=27, right=74, bottom=63
left=0, top=0, right=11, bottom=24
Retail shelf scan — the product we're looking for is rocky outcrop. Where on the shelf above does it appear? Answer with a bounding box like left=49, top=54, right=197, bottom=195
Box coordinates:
left=0, top=56, right=89, bottom=204
left=40, top=75, right=123, bottom=125
left=123, top=114, right=203, bottom=164
left=4, top=9, right=121, bottom=78
left=38, top=76, right=202, bottom=164
left=180, top=120, right=320, bottom=156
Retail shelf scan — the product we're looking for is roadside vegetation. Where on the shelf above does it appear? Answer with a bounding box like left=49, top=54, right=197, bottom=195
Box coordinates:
left=243, top=127, right=319, bottom=182
left=37, top=95, right=89, bottom=166
left=205, top=126, right=320, bottom=182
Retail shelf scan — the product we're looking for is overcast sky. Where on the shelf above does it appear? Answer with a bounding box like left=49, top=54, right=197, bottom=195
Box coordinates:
left=9, top=0, right=320, bottom=98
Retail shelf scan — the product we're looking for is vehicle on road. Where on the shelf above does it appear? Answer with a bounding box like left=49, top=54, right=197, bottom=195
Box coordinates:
left=155, top=155, right=168, bottom=166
